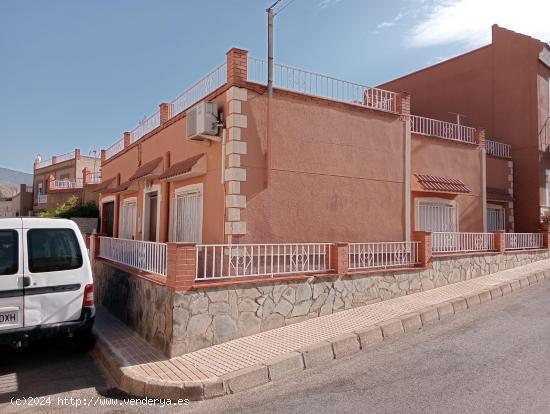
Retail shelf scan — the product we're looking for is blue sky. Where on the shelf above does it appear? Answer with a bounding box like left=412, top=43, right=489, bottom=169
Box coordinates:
left=1, top=0, right=549, bottom=173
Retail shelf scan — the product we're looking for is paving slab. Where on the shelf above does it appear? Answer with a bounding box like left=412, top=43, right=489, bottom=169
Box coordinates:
left=93, top=258, right=550, bottom=400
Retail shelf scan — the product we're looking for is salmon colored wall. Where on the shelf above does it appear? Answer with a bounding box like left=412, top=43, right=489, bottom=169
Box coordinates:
left=380, top=25, right=548, bottom=232
left=486, top=156, right=511, bottom=191
left=411, top=135, right=483, bottom=231
left=100, top=91, right=228, bottom=244
left=241, top=88, right=407, bottom=243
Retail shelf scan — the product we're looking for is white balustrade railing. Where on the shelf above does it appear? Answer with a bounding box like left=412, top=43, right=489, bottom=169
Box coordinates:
left=505, top=233, right=544, bottom=250
left=130, top=111, right=161, bottom=143
left=248, top=56, right=397, bottom=113
left=25, top=185, right=33, bottom=193
left=485, top=139, right=511, bottom=158
left=432, top=232, right=495, bottom=253
left=86, top=172, right=101, bottom=184
left=170, top=62, right=227, bottom=117
left=56, top=151, right=75, bottom=163
left=37, top=194, right=48, bottom=204
left=51, top=178, right=83, bottom=190
left=35, top=159, right=52, bottom=169
left=99, top=237, right=167, bottom=276
left=196, top=243, right=332, bottom=280
left=411, top=115, right=476, bottom=144
left=105, top=139, right=124, bottom=160
left=348, top=241, right=420, bottom=270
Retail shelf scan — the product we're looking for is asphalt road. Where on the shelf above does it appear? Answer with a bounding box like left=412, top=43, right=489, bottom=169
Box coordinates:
left=1, top=281, right=549, bottom=414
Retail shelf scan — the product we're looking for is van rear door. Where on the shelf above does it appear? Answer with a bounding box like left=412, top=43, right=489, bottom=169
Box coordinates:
left=22, top=220, right=87, bottom=326
left=0, top=219, right=24, bottom=331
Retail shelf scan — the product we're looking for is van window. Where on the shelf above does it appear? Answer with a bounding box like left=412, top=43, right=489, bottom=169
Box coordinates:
left=0, top=230, right=18, bottom=275
left=28, top=229, right=83, bottom=273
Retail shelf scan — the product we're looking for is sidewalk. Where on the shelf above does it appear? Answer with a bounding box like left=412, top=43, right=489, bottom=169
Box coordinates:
left=93, top=258, right=550, bottom=400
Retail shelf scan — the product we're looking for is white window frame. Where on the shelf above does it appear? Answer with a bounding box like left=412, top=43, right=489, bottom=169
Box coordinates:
left=415, top=197, right=459, bottom=232
left=142, top=183, right=161, bottom=242
left=170, top=183, right=203, bottom=243
left=487, top=203, right=505, bottom=232
left=119, top=197, right=137, bottom=240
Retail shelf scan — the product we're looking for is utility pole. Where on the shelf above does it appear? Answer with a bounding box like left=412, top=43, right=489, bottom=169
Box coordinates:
left=267, top=1, right=281, bottom=98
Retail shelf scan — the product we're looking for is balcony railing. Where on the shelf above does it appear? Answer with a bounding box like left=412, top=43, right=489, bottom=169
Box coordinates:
left=196, top=243, right=332, bottom=280
left=410, top=115, right=476, bottom=144
left=25, top=185, right=33, bottom=193
left=99, top=237, right=167, bottom=277
left=432, top=232, right=495, bottom=253
left=86, top=172, right=101, bottom=184
left=348, top=241, right=420, bottom=270
left=505, top=233, right=544, bottom=250
left=51, top=178, right=83, bottom=190
left=105, top=139, right=124, bottom=160
left=130, top=111, right=161, bottom=144
left=247, top=56, right=397, bottom=113
left=35, top=159, right=52, bottom=169
left=37, top=194, right=48, bottom=204
left=485, top=140, right=511, bottom=158
left=170, top=62, right=227, bottom=117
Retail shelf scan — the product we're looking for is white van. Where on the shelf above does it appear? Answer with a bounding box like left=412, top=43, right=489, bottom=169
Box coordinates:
left=0, top=218, right=95, bottom=346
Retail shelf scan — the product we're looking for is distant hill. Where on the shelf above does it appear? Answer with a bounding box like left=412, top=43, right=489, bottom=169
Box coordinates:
left=0, top=167, right=33, bottom=198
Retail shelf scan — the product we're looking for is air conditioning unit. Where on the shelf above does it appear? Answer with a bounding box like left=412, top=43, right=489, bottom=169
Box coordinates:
left=186, top=102, right=220, bottom=142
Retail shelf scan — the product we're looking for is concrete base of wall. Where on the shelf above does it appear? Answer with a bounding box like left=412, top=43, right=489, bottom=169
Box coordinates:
left=93, top=250, right=549, bottom=357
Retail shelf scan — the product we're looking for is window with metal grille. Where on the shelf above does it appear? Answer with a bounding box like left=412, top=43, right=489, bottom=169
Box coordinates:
left=119, top=200, right=137, bottom=240
left=487, top=204, right=505, bottom=231
left=170, top=187, right=203, bottom=243
left=415, top=199, right=458, bottom=232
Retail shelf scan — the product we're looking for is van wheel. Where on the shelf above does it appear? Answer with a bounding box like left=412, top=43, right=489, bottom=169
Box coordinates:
left=72, top=327, right=95, bottom=351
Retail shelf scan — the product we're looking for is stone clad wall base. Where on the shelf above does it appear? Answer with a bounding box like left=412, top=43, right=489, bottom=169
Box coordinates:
left=94, top=250, right=549, bottom=357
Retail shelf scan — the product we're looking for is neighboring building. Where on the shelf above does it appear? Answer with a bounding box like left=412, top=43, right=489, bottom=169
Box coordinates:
left=0, top=184, right=33, bottom=217
left=96, top=48, right=510, bottom=245
left=33, top=149, right=101, bottom=213
left=379, top=25, right=550, bottom=233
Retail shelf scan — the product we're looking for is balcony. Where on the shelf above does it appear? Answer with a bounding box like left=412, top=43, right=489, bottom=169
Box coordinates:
left=50, top=178, right=83, bottom=190
left=485, top=139, right=511, bottom=158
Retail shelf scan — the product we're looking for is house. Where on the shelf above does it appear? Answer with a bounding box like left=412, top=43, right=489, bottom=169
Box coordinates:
left=96, top=48, right=508, bottom=247
left=380, top=25, right=550, bottom=233
left=33, top=148, right=101, bottom=213
left=0, top=184, right=33, bottom=217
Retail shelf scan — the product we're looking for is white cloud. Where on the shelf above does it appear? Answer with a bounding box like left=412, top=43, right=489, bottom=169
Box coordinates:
left=318, top=0, right=343, bottom=9
left=376, top=12, right=405, bottom=29
left=408, top=0, right=550, bottom=48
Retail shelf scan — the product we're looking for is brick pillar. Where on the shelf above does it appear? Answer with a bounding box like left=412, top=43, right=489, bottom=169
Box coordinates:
left=396, top=91, right=411, bottom=118
left=412, top=231, right=432, bottom=267
left=475, top=127, right=486, bottom=147
left=75, top=148, right=81, bottom=159
left=226, top=48, right=248, bottom=87
left=123, top=132, right=131, bottom=148
left=82, top=168, right=90, bottom=186
left=159, top=103, right=171, bottom=124
left=100, top=149, right=106, bottom=162
left=47, top=174, right=55, bottom=191
left=543, top=232, right=550, bottom=250
left=52, top=156, right=58, bottom=164
left=330, top=243, right=349, bottom=275
left=166, top=243, right=197, bottom=291
left=493, top=230, right=506, bottom=252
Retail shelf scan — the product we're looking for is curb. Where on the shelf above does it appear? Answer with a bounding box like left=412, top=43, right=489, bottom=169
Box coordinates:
left=93, top=268, right=550, bottom=401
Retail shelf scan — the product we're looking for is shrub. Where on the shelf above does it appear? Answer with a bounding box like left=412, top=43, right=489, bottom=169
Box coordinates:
left=40, top=196, right=99, bottom=219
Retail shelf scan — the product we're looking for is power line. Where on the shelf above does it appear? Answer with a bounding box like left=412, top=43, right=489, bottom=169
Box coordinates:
left=275, top=0, right=299, bottom=15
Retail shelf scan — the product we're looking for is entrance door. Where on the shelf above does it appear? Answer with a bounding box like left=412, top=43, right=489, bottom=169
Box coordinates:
left=147, top=193, right=158, bottom=242
left=0, top=219, right=24, bottom=331
left=102, top=201, right=114, bottom=237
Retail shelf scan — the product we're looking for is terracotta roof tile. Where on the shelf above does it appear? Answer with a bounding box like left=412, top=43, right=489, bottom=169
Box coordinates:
left=91, top=177, right=116, bottom=193
left=128, top=157, right=163, bottom=181
left=414, top=174, right=471, bottom=194
left=110, top=181, right=133, bottom=194
left=159, top=153, right=205, bottom=180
